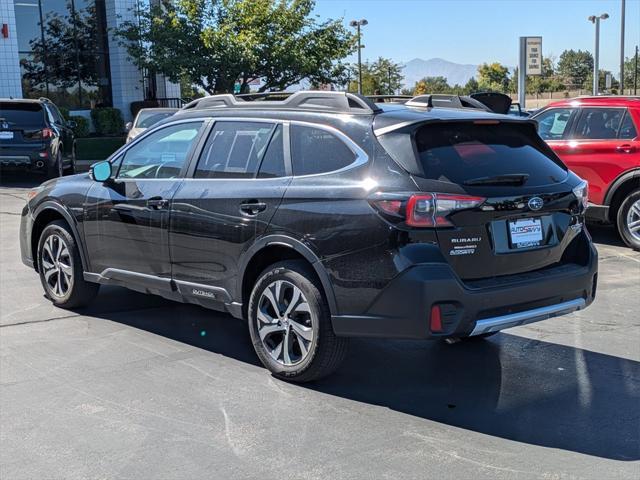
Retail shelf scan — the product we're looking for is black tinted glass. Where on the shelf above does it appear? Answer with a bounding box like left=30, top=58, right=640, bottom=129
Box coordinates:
left=291, top=125, right=356, bottom=176
left=0, top=103, right=45, bottom=126
left=414, top=122, right=567, bottom=186
left=618, top=111, right=638, bottom=139
left=196, top=122, right=275, bottom=179
left=574, top=108, right=623, bottom=139
left=258, top=125, right=286, bottom=178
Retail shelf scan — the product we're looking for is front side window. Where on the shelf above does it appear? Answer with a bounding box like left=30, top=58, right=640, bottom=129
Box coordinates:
left=118, top=122, right=203, bottom=179
left=195, top=121, right=276, bottom=179
left=290, top=125, right=356, bottom=176
left=573, top=108, right=624, bottom=140
left=536, top=108, right=575, bottom=140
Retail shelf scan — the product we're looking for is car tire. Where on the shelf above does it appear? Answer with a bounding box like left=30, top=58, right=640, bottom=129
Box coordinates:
left=37, top=220, right=99, bottom=308
left=46, top=151, right=63, bottom=179
left=248, top=260, right=348, bottom=382
left=616, top=189, right=640, bottom=251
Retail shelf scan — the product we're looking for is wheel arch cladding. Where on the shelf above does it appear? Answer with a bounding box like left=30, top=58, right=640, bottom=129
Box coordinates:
left=605, top=169, right=640, bottom=219
left=31, top=204, right=87, bottom=272
left=239, top=239, right=338, bottom=318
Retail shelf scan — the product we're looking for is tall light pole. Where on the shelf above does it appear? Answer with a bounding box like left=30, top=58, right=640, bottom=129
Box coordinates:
left=349, top=19, right=368, bottom=94
left=588, top=13, right=609, bottom=95
left=620, top=0, right=625, bottom=93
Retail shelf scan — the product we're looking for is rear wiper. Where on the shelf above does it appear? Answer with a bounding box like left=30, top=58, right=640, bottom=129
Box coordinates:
left=463, top=174, right=529, bottom=186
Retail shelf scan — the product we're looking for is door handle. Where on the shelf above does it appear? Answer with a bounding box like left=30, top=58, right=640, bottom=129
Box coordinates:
left=147, top=197, right=169, bottom=210
left=240, top=200, right=267, bottom=216
left=616, top=144, right=636, bottom=153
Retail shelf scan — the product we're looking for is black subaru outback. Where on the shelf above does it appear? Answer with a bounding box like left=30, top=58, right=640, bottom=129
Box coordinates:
left=19, top=91, right=597, bottom=381
left=1, top=98, right=76, bottom=178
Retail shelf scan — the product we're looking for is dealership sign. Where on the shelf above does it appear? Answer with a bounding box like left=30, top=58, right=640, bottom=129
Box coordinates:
left=525, top=37, right=542, bottom=75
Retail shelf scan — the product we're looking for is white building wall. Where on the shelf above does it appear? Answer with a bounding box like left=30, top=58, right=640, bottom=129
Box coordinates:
left=0, top=0, right=22, bottom=98
left=104, top=0, right=144, bottom=122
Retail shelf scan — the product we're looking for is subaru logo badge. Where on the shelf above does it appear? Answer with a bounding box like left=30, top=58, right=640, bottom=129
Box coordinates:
left=1, top=122, right=8, bottom=129
left=528, top=197, right=544, bottom=211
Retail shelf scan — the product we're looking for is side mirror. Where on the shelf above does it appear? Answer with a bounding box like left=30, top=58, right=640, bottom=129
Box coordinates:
left=66, top=120, right=77, bottom=129
left=125, top=122, right=133, bottom=132
left=90, top=161, right=112, bottom=182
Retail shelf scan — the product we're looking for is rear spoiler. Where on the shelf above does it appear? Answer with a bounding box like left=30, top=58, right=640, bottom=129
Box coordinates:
left=373, top=116, right=538, bottom=137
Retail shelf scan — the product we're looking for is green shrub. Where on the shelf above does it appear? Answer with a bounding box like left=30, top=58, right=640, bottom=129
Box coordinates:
left=90, top=108, right=124, bottom=135
left=74, top=136, right=126, bottom=161
left=69, top=115, right=90, bottom=138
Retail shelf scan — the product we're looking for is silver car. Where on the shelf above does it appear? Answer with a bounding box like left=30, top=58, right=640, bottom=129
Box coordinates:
left=125, top=108, right=178, bottom=143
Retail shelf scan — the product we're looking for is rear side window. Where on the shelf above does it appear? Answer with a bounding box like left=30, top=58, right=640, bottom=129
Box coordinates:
left=0, top=102, right=45, bottom=126
left=573, top=108, right=623, bottom=139
left=536, top=108, right=575, bottom=140
left=414, top=122, right=567, bottom=186
left=291, top=125, right=356, bottom=176
left=195, top=121, right=276, bottom=179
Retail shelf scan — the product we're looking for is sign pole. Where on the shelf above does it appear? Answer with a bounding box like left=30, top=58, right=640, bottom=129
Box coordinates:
left=518, top=37, right=526, bottom=109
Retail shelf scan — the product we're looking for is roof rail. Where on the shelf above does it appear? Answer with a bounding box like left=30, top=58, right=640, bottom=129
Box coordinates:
left=406, top=94, right=492, bottom=112
left=181, top=90, right=381, bottom=115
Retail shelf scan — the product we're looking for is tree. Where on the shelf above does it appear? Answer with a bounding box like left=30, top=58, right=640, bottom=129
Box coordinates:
left=623, top=54, right=640, bottom=92
left=413, top=76, right=451, bottom=95
left=347, top=57, right=404, bottom=95
left=477, top=62, right=510, bottom=92
left=557, top=49, right=593, bottom=88
left=115, top=0, right=355, bottom=94
left=463, top=77, right=479, bottom=94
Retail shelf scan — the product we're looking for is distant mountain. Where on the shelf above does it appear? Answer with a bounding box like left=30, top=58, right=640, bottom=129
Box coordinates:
left=401, top=58, right=478, bottom=88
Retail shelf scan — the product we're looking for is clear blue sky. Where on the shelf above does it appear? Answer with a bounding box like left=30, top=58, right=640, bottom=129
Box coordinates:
left=312, top=0, right=640, bottom=74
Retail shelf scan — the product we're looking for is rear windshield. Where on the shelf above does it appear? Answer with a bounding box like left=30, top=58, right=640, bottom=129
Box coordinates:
left=135, top=111, right=175, bottom=129
left=414, top=122, right=567, bottom=186
left=0, top=102, right=45, bottom=126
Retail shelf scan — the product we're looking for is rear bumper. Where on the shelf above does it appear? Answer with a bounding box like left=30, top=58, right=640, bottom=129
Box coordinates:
left=331, top=242, right=597, bottom=339
left=0, top=145, right=50, bottom=170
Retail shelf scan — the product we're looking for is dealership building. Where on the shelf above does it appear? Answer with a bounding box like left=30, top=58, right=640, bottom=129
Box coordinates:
left=0, top=0, right=180, bottom=120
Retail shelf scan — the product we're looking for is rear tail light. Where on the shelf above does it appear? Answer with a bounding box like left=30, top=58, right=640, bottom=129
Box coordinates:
left=23, top=128, right=54, bottom=140
left=572, top=180, right=588, bottom=210
left=430, top=305, right=443, bottom=332
left=373, top=193, right=485, bottom=228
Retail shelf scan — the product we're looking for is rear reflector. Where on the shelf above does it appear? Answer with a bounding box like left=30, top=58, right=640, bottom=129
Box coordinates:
left=430, top=305, right=443, bottom=332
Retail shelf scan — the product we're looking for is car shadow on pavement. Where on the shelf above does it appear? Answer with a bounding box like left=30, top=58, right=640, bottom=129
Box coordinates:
left=0, top=172, right=45, bottom=189
left=86, top=292, right=639, bottom=462
left=587, top=223, right=627, bottom=248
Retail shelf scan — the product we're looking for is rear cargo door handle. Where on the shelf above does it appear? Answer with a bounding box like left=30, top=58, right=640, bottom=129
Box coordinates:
left=616, top=144, right=636, bottom=153
left=147, top=197, right=169, bottom=210
left=240, top=200, right=267, bottom=216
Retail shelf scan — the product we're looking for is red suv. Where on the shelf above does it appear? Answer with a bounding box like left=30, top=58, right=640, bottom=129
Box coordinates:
left=533, top=97, right=640, bottom=249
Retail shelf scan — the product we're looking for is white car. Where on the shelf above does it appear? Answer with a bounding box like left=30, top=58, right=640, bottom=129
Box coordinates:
left=125, top=108, right=178, bottom=143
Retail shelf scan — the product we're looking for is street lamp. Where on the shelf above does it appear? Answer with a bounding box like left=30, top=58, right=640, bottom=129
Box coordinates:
left=349, top=19, right=368, bottom=94
left=588, top=13, right=609, bottom=95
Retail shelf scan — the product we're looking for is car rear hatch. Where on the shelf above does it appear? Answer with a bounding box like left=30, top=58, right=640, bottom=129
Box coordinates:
left=376, top=119, right=585, bottom=281
left=0, top=102, right=47, bottom=145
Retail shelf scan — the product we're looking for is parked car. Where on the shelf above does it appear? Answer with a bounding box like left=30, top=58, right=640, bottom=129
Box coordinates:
left=533, top=96, right=640, bottom=249
left=0, top=98, right=76, bottom=178
left=125, top=107, right=178, bottom=143
left=20, top=91, right=597, bottom=381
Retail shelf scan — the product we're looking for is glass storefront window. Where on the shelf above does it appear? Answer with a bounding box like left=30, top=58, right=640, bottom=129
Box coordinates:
left=15, top=0, right=112, bottom=110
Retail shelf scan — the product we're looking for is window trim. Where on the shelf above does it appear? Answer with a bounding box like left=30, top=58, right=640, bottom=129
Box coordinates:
left=185, top=118, right=367, bottom=180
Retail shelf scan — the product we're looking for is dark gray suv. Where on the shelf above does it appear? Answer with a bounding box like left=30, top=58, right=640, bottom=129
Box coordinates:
left=20, top=91, right=598, bottom=381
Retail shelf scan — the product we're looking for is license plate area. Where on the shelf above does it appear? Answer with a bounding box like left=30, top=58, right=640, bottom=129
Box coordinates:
left=508, top=217, right=543, bottom=249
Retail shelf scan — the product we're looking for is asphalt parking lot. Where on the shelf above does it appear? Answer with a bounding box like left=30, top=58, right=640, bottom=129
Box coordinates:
left=1, top=173, right=639, bottom=480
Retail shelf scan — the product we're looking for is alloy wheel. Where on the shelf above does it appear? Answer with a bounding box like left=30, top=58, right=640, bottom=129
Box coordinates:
left=256, top=280, right=314, bottom=366
left=627, top=199, right=640, bottom=243
left=41, top=233, right=73, bottom=298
